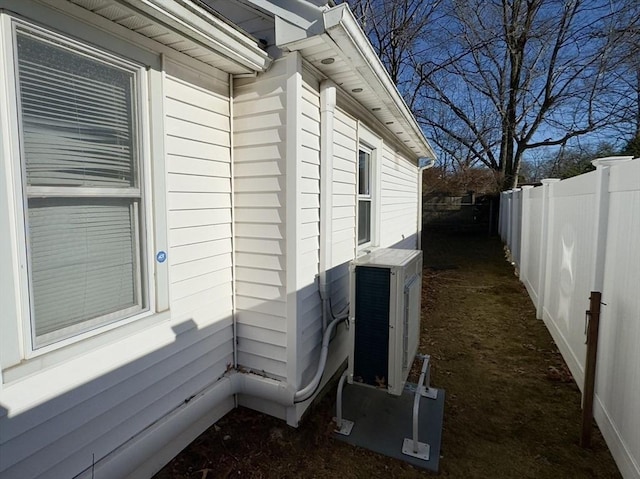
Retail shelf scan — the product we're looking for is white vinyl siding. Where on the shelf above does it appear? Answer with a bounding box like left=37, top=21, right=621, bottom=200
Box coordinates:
left=0, top=16, right=235, bottom=478
left=0, top=322, right=233, bottom=479
left=162, top=59, right=236, bottom=475
left=330, top=108, right=357, bottom=311
left=164, top=62, right=234, bottom=329
left=380, top=145, right=419, bottom=249
left=233, top=58, right=288, bottom=380
left=298, top=77, right=322, bottom=385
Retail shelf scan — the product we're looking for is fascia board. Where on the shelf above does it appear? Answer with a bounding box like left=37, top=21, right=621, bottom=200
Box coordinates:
left=333, top=84, right=421, bottom=163
left=117, top=0, right=271, bottom=72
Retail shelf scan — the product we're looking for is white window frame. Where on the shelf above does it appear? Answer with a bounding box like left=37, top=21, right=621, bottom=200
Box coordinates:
left=356, top=125, right=381, bottom=252
left=0, top=10, right=169, bottom=375
left=358, top=144, right=373, bottom=247
left=17, top=22, right=150, bottom=350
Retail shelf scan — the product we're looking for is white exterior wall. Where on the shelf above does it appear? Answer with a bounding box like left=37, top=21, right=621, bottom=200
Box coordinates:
left=165, top=62, right=235, bottom=331
left=233, top=58, right=289, bottom=383
left=298, top=73, right=323, bottom=385
left=230, top=56, right=423, bottom=423
left=0, top=9, right=237, bottom=478
left=330, top=108, right=358, bottom=310
left=232, top=57, right=350, bottom=424
left=1, top=0, right=431, bottom=473
left=379, top=145, right=420, bottom=249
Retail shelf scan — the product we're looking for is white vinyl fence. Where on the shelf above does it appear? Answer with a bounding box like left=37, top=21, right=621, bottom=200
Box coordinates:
left=500, top=157, right=640, bottom=479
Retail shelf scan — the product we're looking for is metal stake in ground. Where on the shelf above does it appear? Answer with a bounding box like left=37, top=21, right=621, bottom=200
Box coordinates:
left=581, top=291, right=602, bottom=448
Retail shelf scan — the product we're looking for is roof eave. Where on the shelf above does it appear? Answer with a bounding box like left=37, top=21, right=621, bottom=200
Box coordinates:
left=118, top=0, right=272, bottom=73
left=277, top=3, right=436, bottom=161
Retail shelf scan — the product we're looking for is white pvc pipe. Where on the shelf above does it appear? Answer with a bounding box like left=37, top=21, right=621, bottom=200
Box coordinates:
left=294, top=313, right=347, bottom=402
left=230, top=370, right=296, bottom=405
left=319, top=80, right=336, bottom=333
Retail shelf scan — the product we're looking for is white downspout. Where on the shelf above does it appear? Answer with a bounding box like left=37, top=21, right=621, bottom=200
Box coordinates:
left=229, top=74, right=238, bottom=373
left=319, top=80, right=336, bottom=332
left=417, top=158, right=435, bottom=251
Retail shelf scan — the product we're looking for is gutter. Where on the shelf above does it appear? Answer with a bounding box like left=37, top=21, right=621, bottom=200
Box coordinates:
left=273, top=2, right=436, bottom=160
left=116, top=0, right=272, bottom=72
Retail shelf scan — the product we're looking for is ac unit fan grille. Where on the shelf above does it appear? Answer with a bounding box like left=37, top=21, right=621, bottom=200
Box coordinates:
left=353, top=266, right=390, bottom=388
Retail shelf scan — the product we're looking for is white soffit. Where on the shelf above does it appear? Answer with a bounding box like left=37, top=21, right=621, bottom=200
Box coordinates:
left=66, top=0, right=271, bottom=74
left=279, top=3, right=436, bottom=160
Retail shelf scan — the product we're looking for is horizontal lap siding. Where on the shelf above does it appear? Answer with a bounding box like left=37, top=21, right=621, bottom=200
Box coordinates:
left=0, top=321, right=234, bottom=479
left=330, top=109, right=357, bottom=311
left=298, top=79, right=322, bottom=385
left=163, top=66, right=235, bottom=460
left=166, top=69, right=235, bottom=329
left=233, top=60, right=288, bottom=380
left=380, top=146, right=418, bottom=248
left=0, top=64, right=235, bottom=479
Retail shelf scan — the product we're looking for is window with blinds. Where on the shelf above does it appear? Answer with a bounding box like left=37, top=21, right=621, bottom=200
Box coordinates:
left=15, top=28, right=147, bottom=348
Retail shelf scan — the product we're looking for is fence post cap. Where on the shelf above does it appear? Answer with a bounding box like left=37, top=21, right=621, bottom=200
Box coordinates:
left=541, top=178, right=561, bottom=184
left=591, top=156, right=634, bottom=168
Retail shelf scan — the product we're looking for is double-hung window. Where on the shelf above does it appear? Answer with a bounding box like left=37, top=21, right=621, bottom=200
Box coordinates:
left=358, top=145, right=373, bottom=246
left=14, top=25, right=148, bottom=349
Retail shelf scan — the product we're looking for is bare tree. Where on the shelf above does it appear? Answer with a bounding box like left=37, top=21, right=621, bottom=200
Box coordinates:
left=603, top=0, right=640, bottom=142
left=347, top=0, right=443, bottom=109
left=349, top=0, right=639, bottom=190
left=417, top=0, right=636, bottom=189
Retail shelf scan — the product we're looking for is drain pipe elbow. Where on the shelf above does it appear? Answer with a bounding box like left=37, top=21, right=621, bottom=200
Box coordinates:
left=229, top=370, right=296, bottom=406
left=229, top=310, right=348, bottom=407
left=294, top=313, right=346, bottom=403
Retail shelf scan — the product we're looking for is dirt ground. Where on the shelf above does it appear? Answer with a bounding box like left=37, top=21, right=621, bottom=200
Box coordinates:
left=155, top=229, right=621, bottom=478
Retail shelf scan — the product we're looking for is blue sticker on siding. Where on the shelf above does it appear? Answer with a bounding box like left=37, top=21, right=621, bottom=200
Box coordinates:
left=156, top=251, right=167, bottom=263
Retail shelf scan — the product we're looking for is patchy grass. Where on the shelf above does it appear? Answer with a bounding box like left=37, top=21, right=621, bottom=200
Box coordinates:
left=155, top=229, right=620, bottom=479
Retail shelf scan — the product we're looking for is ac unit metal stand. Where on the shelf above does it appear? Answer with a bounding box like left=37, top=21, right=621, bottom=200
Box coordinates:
left=402, top=354, right=437, bottom=460
left=335, top=354, right=438, bottom=461
left=334, top=370, right=354, bottom=436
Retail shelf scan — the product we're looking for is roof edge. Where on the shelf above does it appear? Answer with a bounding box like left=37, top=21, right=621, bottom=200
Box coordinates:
left=322, top=4, right=436, bottom=159
left=119, top=0, right=272, bottom=72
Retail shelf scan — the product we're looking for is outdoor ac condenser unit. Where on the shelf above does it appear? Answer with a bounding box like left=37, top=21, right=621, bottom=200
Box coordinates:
left=348, top=248, right=423, bottom=396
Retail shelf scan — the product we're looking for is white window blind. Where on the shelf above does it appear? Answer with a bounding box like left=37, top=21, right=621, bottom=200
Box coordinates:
left=16, top=28, right=146, bottom=348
